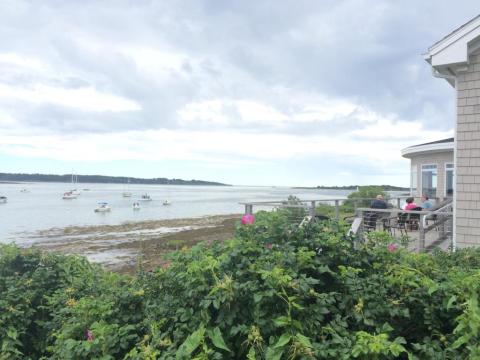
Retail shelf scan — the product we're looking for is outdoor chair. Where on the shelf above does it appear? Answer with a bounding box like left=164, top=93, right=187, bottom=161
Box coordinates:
left=406, top=207, right=423, bottom=230
left=383, top=213, right=408, bottom=238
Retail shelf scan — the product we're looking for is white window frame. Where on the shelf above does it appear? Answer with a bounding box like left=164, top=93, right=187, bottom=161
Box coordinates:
left=410, top=164, right=418, bottom=196
left=420, top=163, right=438, bottom=198
left=445, top=162, right=454, bottom=197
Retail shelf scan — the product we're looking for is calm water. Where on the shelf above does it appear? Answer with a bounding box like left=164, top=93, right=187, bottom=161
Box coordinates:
left=0, top=182, right=352, bottom=244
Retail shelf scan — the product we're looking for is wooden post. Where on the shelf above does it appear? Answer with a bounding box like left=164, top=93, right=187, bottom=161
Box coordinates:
left=309, top=201, right=316, bottom=217
left=335, top=200, right=340, bottom=220
left=245, top=204, right=253, bottom=215
left=397, top=198, right=401, bottom=209
left=418, top=214, right=425, bottom=252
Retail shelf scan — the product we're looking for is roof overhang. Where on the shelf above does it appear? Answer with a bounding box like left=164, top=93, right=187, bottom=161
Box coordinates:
left=424, top=15, right=480, bottom=87
left=401, top=141, right=454, bottom=159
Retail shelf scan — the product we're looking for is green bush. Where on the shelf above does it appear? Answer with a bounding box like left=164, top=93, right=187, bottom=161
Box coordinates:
left=343, top=186, right=389, bottom=211
left=2, top=212, right=480, bottom=359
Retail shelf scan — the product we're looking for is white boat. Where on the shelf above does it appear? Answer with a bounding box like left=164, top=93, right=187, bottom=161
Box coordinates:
left=95, top=202, right=111, bottom=212
left=70, top=189, right=81, bottom=196
left=0, top=196, right=7, bottom=203
left=62, top=191, right=77, bottom=199
left=138, top=194, right=152, bottom=201
left=133, top=202, right=141, bottom=210
left=162, top=200, right=171, bottom=206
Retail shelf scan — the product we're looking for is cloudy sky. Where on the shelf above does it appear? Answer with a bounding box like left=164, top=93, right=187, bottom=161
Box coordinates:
left=0, top=1, right=477, bottom=186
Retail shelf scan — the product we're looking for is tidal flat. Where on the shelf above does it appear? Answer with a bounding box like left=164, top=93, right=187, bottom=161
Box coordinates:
left=24, top=214, right=239, bottom=273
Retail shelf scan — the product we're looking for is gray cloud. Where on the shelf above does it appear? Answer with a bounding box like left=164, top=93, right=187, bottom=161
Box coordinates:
left=0, top=1, right=476, bottom=136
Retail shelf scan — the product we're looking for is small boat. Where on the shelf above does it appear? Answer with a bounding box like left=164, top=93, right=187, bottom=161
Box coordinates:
left=94, top=202, right=111, bottom=212
left=162, top=200, right=171, bottom=206
left=62, top=191, right=77, bottom=199
left=82, top=188, right=90, bottom=191
left=20, top=188, right=29, bottom=193
left=70, top=189, right=81, bottom=196
left=138, top=194, right=152, bottom=201
left=133, top=202, right=141, bottom=210
left=0, top=196, right=7, bottom=204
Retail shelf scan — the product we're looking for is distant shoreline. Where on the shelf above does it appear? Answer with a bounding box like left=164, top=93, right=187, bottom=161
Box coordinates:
left=0, top=173, right=230, bottom=186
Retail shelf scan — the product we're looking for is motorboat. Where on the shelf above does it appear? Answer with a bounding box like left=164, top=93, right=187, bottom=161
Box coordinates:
left=133, top=202, right=141, bottom=210
left=62, top=191, right=77, bottom=199
left=162, top=200, right=171, bottom=206
left=138, top=194, right=152, bottom=201
left=94, top=202, right=111, bottom=212
left=70, top=189, right=81, bottom=196
left=0, top=196, right=7, bottom=204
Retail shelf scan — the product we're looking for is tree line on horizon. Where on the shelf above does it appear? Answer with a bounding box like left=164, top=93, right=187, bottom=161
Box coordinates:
left=0, top=173, right=228, bottom=186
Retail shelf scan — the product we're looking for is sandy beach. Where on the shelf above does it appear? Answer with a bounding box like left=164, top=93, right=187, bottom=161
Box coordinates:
left=26, top=214, right=240, bottom=273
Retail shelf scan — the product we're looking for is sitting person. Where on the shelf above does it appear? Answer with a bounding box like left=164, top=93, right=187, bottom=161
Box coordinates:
left=403, top=197, right=419, bottom=210
left=420, top=195, right=433, bottom=209
left=370, top=194, right=388, bottom=209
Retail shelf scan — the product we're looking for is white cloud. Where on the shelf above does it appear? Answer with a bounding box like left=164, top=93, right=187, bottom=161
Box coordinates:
left=0, top=53, right=45, bottom=71
left=349, top=118, right=453, bottom=142
left=119, top=47, right=187, bottom=75
left=0, top=83, right=141, bottom=112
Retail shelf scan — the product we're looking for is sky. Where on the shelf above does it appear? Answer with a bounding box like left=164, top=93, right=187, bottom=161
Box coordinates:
left=0, top=1, right=477, bottom=186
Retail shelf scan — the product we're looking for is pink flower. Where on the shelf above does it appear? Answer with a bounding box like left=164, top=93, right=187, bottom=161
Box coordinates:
left=241, top=214, right=255, bottom=225
left=387, top=243, right=397, bottom=252
left=265, top=243, right=273, bottom=249
left=86, top=329, right=94, bottom=341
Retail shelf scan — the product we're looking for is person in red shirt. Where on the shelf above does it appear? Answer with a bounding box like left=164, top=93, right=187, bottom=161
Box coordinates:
left=403, top=197, right=418, bottom=210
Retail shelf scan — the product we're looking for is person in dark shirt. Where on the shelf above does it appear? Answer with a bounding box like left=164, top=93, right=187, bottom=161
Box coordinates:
left=370, top=194, right=388, bottom=209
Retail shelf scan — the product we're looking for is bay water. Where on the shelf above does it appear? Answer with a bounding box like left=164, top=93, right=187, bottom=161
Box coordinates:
left=0, top=182, right=352, bottom=245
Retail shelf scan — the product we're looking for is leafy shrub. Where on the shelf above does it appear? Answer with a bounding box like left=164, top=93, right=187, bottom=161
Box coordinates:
left=343, top=186, right=388, bottom=210
left=2, top=212, right=480, bottom=359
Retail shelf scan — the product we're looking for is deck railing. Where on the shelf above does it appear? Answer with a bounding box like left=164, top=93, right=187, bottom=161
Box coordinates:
left=240, top=196, right=434, bottom=220
left=240, top=196, right=452, bottom=252
left=354, top=206, right=453, bottom=252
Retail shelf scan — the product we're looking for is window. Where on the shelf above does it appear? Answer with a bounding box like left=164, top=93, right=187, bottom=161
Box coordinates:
left=421, top=164, right=437, bottom=198
left=410, top=165, right=417, bottom=196
left=445, top=163, right=454, bottom=197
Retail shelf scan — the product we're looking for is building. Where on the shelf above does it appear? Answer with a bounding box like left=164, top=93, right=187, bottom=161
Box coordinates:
left=423, top=15, right=480, bottom=247
left=401, top=138, right=454, bottom=200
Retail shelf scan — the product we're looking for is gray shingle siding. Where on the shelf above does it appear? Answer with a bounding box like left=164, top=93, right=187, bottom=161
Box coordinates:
left=456, top=51, right=480, bottom=247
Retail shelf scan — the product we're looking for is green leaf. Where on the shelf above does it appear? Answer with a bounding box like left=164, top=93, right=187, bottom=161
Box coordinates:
left=273, top=316, right=290, bottom=327
left=176, top=325, right=205, bottom=359
left=6, top=328, right=17, bottom=340
left=265, top=346, right=284, bottom=360
left=447, top=295, right=457, bottom=309
left=273, top=333, right=291, bottom=348
left=295, top=333, right=312, bottom=348
left=207, top=327, right=231, bottom=352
